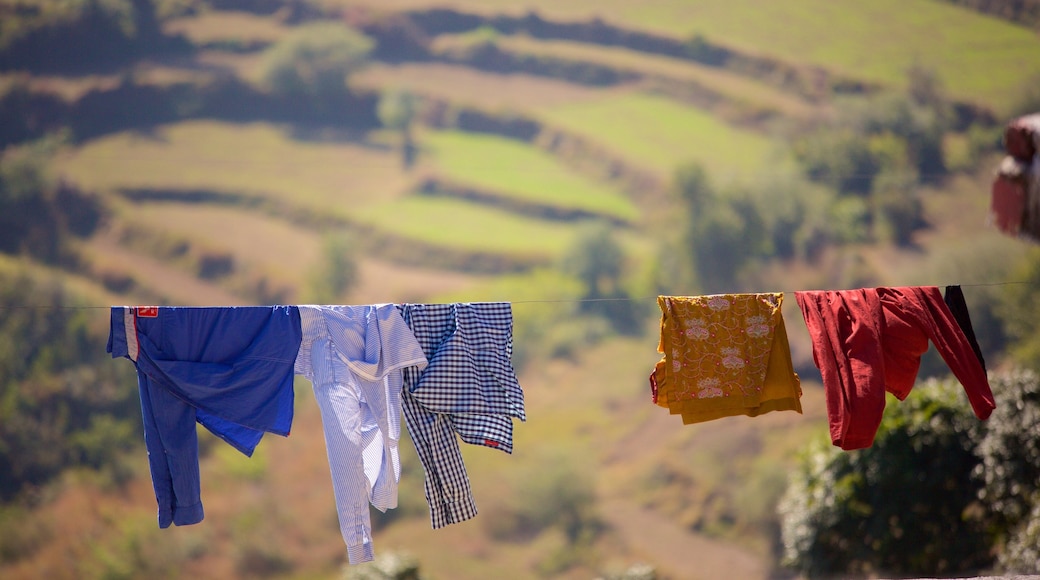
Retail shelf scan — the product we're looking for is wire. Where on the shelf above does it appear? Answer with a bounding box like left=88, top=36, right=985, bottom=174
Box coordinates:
left=0, top=281, right=1030, bottom=310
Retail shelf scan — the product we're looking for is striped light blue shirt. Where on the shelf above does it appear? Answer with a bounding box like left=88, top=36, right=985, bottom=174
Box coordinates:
left=295, top=304, right=426, bottom=565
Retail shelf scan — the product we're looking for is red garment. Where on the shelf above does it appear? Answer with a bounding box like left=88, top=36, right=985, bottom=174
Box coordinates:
left=991, top=156, right=1028, bottom=236
left=1004, top=114, right=1040, bottom=161
left=795, top=287, right=995, bottom=451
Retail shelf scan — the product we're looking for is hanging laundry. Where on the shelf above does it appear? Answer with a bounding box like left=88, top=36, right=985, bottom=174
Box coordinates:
left=990, top=156, right=1029, bottom=237
left=1004, top=113, right=1040, bottom=161
left=295, top=305, right=426, bottom=565
left=944, top=285, right=986, bottom=373
left=992, top=113, right=1040, bottom=242
left=396, top=302, right=526, bottom=529
left=650, top=293, right=802, bottom=425
left=107, top=306, right=301, bottom=528
left=795, top=287, right=995, bottom=451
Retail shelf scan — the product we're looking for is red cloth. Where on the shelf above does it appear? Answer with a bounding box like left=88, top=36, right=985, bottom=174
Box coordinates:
left=1005, top=114, right=1040, bottom=161
left=795, top=287, right=994, bottom=451
left=991, top=163, right=1027, bottom=235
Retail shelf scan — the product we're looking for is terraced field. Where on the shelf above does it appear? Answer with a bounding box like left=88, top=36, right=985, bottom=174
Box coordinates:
left=357, top=0, right=1040, bottom=109
left=4, top=1, right=1036, bottom=578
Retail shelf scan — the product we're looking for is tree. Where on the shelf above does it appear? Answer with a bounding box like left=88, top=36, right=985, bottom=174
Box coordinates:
left=0, top=132, right=102, bottom=264
left=259, top=22, right=373, bottom=103
left=563, top=222, right=624, bottom=299
left=306, top=232, right=359, bottom=304
left=672, top=162, right=768, bottom=293
left=779, top=378, right=992, bottom=578
left=562, top=222, right=643, bottom=334
left=377, top=89, right=418, bottom=169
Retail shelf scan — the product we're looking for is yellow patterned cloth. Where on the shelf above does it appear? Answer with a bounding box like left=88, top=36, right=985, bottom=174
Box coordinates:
left=651, top=293, right=802, bottom=425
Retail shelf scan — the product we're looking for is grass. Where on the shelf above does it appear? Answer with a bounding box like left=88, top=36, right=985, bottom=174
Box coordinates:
left=462, top=34, right=818, bottom=119
left=536, top=91, right=794, bottom=182
left=421, top=129, right=640, bottom=221
left=53, top=121, right=413, bottom=217
left=351, top=195, right=586, bottom=258
left=351, top=0, right=1040, bottom=111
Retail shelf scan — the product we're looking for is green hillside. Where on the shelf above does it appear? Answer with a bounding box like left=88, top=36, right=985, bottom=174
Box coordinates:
left=2, top=0, right=1039, bottom=578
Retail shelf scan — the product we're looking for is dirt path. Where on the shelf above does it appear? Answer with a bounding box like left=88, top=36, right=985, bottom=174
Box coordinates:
left=598, top=497, right=769, bottom=580
left=596, top=398, right=773, bottom=580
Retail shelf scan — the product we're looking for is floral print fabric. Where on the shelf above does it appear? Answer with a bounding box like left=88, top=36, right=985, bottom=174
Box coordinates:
left=651, top=293, right=802, bottom=425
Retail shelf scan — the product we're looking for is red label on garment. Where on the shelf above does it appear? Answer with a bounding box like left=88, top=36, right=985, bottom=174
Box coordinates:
left=484, top=439, right=500, bottom=448
left=137, top=306, right=159, bottom=318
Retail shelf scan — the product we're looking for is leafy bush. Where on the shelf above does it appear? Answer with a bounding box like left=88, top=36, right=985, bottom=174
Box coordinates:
left=975, top=369, right=1040, bottom=532
left=377, top=89, right=418, bottom=168
left=781, top=369, right=1040, bottom=578
left=0, top=133, right=104, bottom=264
left=80, top=513, right=198, bottom=579
left=0, top=0, right=175, bottom=72
left=259, top=22, right=373, bottom=101
left=306, top=231, right=360, bottom=304
left=779, top=378, right=991, bottom=578
left=793, top=129, right=878, bottom=195
left=562, top=222, right=647, bottom=334
left=484, top=451, right=602, bottom=546
left=1000, top=499, right=1040, bottom=574
left=0, top=504, right=51, bottom=564
left=672, top=163, right=772, bottom=293
left=0, top=266, right=139, bottom=502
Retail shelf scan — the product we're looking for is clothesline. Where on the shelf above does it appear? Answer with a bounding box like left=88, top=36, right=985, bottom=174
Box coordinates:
left=0, top=279, right=1030, bottom=310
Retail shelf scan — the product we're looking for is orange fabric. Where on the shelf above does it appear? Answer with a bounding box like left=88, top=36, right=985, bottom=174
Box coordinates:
left=651, top=294, right=802, bottom=425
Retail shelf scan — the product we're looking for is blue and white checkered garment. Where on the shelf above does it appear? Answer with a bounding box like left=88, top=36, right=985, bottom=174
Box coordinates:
left=397, top=302, right=526, bottom=529
left=296, top=304, right=427, bottom=565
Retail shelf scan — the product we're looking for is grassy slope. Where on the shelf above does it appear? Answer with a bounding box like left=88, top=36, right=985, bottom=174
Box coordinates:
left=421, top=129, right=640, bottom=220
left=437, top=33, right=819, bottom=120
left=352, top=194, right=585, bottom=256
left=54, top=121, right=414, bottom=216
left=55, top=121, right=641, bottom=268
left=536, top=91, right=794, bottom=182
left=354, top=0, right=1040, bottom=111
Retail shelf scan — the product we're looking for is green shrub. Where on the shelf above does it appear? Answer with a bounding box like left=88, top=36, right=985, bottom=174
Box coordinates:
left=1000, top=499, right=1040, bottom=574
left=0, top=504, right=51, bottom=564
left=0, top=267, right=140, bottom=502
left=779, top=378, right=991, bottom=578
left=80, top=514, right=195, bottom=579
left=483, top=451, right=602, bottom=546
left=975, top=369, right=1040, bottom=532
left=306, top=231, right=360, bottom=304
left=259, top=22, right=373, bottom=100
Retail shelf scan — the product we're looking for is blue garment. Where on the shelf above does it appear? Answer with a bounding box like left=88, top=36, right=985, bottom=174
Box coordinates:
left=107, top=306, right=301, bottom=528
